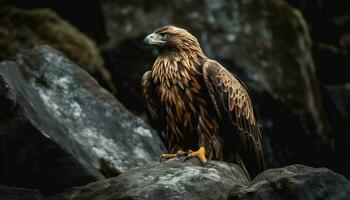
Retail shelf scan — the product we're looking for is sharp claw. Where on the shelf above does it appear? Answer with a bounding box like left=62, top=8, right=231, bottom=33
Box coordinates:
left=161, top=148, right=207, bottom=166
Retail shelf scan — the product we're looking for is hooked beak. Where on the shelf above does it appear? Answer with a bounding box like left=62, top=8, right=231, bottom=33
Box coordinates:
left=144, top=33, right=165, bottom=46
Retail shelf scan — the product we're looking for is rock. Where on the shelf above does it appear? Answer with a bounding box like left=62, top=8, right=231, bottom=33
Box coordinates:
left=0, top=185, right=43, bottom=200
left=0, top=6, right=115, bottom=92
left=52, top=158, right=248, bottom=200
left=0, top=65, right=100, bottom=194
left=2, top=0, right=108, bottom=43
left=2, top=162, right=347, bottom=200
left=0, top=46, right=165, bottom=194
left=285, top=1, right=350, bottom=84
left=211, top=0, right=331, bottom=146
left=1, top=162, right=348, bottom=200
left=283, top=0, right=350, bottom=178
left=228, top=164, right=350, bottom=200
left=321, top=84, right=350, bottom=177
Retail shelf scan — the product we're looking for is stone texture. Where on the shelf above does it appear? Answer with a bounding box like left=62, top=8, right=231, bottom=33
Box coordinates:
left=52, top=158, right=248, bottom=200
left=2, top=163, right=348, bottom=200
left=229, top=165, right=350, bottom=200
left=0, top=46, right=165, bottom=194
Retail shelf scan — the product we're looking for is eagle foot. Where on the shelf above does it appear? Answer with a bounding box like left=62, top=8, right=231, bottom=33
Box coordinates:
left=183, top=146, right=208, bottom=166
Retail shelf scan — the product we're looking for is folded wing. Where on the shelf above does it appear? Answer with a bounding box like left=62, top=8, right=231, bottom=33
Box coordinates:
left=203, top=59, right=264, bottom=179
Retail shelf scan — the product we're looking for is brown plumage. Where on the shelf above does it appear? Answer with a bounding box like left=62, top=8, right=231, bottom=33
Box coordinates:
left=142, top=25, right=264, bottom=179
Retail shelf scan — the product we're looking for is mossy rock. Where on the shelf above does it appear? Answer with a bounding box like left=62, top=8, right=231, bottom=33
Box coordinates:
left=0, top=6, right=115, bottom=92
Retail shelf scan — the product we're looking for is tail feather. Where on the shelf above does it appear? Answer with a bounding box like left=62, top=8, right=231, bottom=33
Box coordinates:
left=235, top=153, right=252, bottom=181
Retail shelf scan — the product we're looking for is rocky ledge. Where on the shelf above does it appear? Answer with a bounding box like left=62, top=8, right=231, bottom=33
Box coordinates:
left=1, top=160, right=350, bottom=200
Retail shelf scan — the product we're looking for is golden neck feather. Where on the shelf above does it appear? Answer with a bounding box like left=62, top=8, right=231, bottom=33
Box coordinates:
left=151, top=47, right=206, bottom=86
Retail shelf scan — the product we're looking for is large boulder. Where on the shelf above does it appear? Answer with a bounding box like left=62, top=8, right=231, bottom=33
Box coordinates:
left=229, top=164, right=350, bottom=200
left=51, top=158, right=248, bottom=200
left=0, top=46, right=165, bottom=194
left=281, top=1, right=350, bottom=177
left=0, top=6, right=114, bottom=92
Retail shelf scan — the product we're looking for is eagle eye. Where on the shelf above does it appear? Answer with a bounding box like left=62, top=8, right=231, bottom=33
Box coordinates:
left=160, top=33, right=168, bottom=39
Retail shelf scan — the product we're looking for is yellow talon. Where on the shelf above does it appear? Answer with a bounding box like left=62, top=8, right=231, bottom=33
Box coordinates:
left=160, top=147, right=208, bottom=166
left=185, top=146, right=208, bottom=166
left=160, top=153, right=177, bottom=159
left=160, top=149, right=187, bottom=162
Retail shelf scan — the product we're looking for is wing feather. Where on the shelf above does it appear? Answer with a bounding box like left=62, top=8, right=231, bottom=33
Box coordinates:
left=203, top=59, right=264, bottom=179
left=142, top=71, right=167, bottom=147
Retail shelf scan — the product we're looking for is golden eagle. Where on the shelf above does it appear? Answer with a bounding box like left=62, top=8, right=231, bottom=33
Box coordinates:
left=142, top=25, right=264, bottom=180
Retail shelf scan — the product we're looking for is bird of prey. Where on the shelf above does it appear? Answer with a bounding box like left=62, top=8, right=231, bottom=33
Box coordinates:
left=142, top=25, right=264, bottom=180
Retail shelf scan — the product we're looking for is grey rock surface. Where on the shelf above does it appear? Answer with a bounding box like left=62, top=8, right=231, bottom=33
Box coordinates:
left=229, top=164, right=350, bottom=200
left=53, top=158, right=249, bottom=200
left=0, top=46, right=165, bottom=194
left=1, top=163, right=349, bottom=200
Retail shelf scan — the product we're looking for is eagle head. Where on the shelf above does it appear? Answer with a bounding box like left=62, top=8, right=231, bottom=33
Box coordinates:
left=144, top=25, right=201, bottom=53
